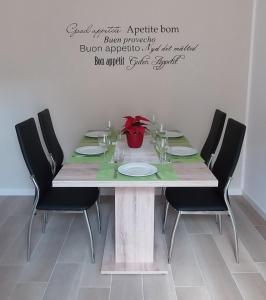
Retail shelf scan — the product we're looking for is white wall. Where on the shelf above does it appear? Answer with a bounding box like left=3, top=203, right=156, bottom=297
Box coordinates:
left=0, top=0, right=253, bottom=195
left=243, top=0, right=266, bottom=215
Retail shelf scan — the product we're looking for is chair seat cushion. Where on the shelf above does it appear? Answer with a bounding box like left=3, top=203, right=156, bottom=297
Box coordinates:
left=165, top=187, right=227, bottom=211
left=37, top=187, right=99, bottom=211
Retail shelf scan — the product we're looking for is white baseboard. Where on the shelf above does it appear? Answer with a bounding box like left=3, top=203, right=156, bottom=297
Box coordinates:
left=228, top=188, right=242, bottom=195
left=242, top=191, right=266, bottom=221
left=0, top=189, right=34, bottom=196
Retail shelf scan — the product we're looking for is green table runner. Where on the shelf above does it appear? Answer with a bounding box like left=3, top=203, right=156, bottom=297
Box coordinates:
left=67, top=133, right=203, bottom=180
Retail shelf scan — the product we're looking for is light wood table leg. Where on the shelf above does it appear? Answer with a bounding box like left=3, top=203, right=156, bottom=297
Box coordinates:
left=115, top=187, right=154, bottom=263
left=101, top=187, right=168, bottom=274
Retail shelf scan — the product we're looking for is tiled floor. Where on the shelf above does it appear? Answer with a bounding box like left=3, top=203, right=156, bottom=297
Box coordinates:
left=0, top=195, right=266, bottom=300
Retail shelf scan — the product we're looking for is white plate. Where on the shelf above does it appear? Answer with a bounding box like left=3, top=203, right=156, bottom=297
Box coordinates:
left=75, top=146, right=106, bottom=156
left=164, top=131, right=183, bottom=138
left=167, top=146, right=198, bottom=156
left=118, top=163, right=158, bottom=177
left=85, top=130, right=108, bottom=138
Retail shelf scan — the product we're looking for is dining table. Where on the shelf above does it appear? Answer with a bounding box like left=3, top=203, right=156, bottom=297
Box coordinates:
left=53, top=130, right=218, bottom=274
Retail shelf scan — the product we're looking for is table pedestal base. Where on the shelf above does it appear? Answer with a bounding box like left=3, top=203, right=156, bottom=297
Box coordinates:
left=101, top=187, right=168, bottom=274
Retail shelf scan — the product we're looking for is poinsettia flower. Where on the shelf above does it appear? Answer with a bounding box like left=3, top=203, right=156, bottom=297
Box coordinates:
left=122, top=115, right=150, bottom=135
left=135, top=115, right=149, bottom=123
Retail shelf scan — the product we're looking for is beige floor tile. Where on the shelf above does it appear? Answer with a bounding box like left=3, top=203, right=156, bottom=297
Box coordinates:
left=80, top=203, right=112, bottom=288
left=77, top=287, right=110, bottom=300
left=175, top=286, right=211, bottom=300
left=0, top=215, right=29, bottom=260
left=230, top=200, right=266, bottom=262
left=0, top=265, right=23, bottom=300
left=80, top=260, right=111, bottom=288
left=58, top=201, right=107, bottom=265
left=19, top=214, right=73, bottom=282
left=110, top=275, right=143, bottom=300
left=213, top=218, right=258, bottom=273
left=7, top=196, right=34, bottom=217
left=3, top=196, right=266, bottom=300
left=234, top=196, right=266, bottom=226
left=255, top=226, right=266, bottom=240
left=143, top=273, right=177, bottom=300
left=58, top=215, right=93, bottom=263
left=166, top=219, right=204, bottom=286
left=42, top=263, right=82, bottom=300
left=256, top=262, right=266, bottom=281
left=183, top=215, right=214, bottom=234
left=0, top=214, right=43, bottom=265
left=8, top=282, right=47, bottom=300
left=233, top=273, right=266, bottom=300
left=191, top=234, right=243, bottom=300
left=0, top=197, right=23, bottom=226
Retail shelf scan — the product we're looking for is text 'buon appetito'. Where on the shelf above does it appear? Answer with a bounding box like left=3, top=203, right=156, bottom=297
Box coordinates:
left=66, top=23, right=199, bottom=71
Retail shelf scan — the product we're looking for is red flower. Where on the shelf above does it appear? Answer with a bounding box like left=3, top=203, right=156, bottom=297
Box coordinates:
left=122, top=115, right=149, bottom=135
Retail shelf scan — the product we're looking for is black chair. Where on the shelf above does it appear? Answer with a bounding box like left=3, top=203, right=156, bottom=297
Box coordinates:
left=38, top=109, right=64, bottom=176
left=200, top=109, right=226, bottom=168
left=164, top=118, right=246, bottom=263
left=15, top=118, right=101, bottom=262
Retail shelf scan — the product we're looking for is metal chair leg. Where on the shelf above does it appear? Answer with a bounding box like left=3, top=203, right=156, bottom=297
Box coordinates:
left=163, top=202, right=169, bottom=233
left=83, top=210, right=95, bottom=263
left=98, top=189, right=101, bottom=204
left=227, top=190, right=230, bottom=205
left=218, top=214, right=222, bottom=234
left=95, top=201, right=101, bottom=233
left=28, top=175, right=39, bottom=261
left=223, top=177, right=238, bottom=263
left=229, top=211, right=239, bottom=263
left=27, top=207, right=37, bottom=261
left=215, top=214, right=218, bottom=224
left=168, top=211, right=181, bottom=263
left=44, top=212, right=48, bottom=224
left=161, top=187, right=165, bottom=201
left=42, top=211, right=48, bottom=233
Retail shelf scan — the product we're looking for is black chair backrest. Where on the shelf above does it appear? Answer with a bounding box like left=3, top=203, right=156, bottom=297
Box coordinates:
left=201, top=109, right=226, bottom=165
left=212, top=118, right=246, bottom=191
left=15, top=118, right=53, bottom=194
left=38, top=109, right=64, bottom=174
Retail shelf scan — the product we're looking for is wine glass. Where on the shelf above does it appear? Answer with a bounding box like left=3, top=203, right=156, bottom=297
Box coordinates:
left=114, top=148, right=125, bottom=164
left=117, top=132, right=123, bottom=141
left=159, top=124, right=166, bottom=136
left=158, top=136, right=168, bottom=164
left=98, top=134, right=110, bottom=159
left=107, top=120, right=112, bottom=139
left=150, top=115, right=158, bottom=144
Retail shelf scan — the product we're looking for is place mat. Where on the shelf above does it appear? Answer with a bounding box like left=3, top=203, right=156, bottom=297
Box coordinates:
left=167, top=153, right=204, bottom=163
left=67, top=145, right=115, bottom=164
left=167, top=136, right=191, bottom=146
left=79, top=136, right=99, bottom=146
left=96, top=163, right=177, bottom=181
left=165, top=136, right=204, bottom=163
left=84, top=129, right=118, bottom=142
